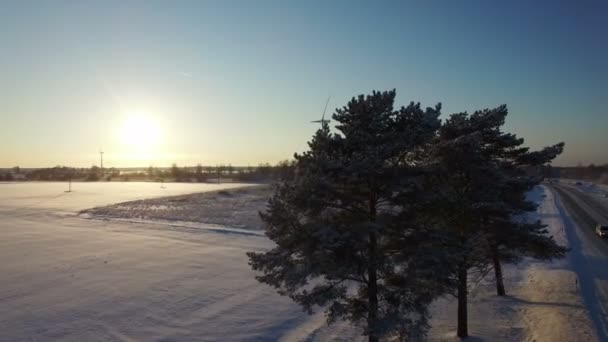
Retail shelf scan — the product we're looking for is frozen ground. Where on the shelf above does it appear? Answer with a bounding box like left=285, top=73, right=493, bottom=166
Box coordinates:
left=0, top=182, right=361, bottom=342
left=427, top=185, right=596, bottom=341
left=81, top=186, right=272, bottom=231
left=0, top=181, right=257, bottom=215
left=0, top=182, right=601, bottom=341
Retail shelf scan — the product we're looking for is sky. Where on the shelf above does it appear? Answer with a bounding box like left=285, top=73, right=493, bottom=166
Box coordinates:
left=0, top=0, right=606, bottom=167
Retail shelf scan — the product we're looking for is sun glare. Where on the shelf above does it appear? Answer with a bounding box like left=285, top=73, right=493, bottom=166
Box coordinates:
left=120, top=111, right=162, bottom=152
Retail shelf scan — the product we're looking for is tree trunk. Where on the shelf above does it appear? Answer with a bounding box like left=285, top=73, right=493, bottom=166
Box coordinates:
left=493, top=246, right=506, bottom=296
left=457, top=262, right=468, bottom=338
left=368, top=231, right=379, bottom=342
left=368, top=196, right=379, bottom=342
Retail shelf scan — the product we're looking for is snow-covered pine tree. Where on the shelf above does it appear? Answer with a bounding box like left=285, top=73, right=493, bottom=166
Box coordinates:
left=430, top=106, right=514, bottom=338
left=431, top=105, right=567, bottom=336
left=247, top=90, right=452, bottom=341
left=483, top=136, right=566, bottom=296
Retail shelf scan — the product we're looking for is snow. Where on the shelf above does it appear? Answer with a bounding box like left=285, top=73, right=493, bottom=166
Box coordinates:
left=0, top=182, right=360, bottom=341
left=80, top=186, right=272, bottom=231
left=519, top=186, right=598, bottom=342
left=0, top=182, right=602, bottom=341
left=563, top=180, right=608, bottom=215
left=552, top=184, right=608, bottom=341
left=0, top=181, right=257, bottom=214
left=0, top=217, right=301, bottom=341
left=427, top=185, right=598, bottom=341
left=427, top=278, right=527, bottom=341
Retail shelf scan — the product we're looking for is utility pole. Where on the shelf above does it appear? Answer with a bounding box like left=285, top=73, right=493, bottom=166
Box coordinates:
left=66, top=169, right=73, bottom=192
left=100, top=150, right=104, bottom=174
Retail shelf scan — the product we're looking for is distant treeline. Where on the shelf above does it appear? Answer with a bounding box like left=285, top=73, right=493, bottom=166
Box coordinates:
left=3, top=163, right=605, bottom=185
left=0, top=161, right=296, bottom=183
left=555, top=164, right=608, bottom=185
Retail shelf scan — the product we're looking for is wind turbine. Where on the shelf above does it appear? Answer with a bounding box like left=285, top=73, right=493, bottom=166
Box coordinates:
left=311, top=96, right=331, bottom=125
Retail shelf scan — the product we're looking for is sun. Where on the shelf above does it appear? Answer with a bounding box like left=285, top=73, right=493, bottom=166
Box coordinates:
left=120, top=111, right=162, bottom=151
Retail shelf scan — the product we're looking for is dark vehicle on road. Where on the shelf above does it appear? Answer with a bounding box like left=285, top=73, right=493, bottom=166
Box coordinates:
left=595, top=224, right=608, bottom=238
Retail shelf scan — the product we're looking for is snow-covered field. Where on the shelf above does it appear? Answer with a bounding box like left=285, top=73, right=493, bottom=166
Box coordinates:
left=0, top=182, right=600, bottom=341
left=80, top=186, right=272, bottom=232
left=0, top=182, right=362, bottom=342
left=0, top=181, right=257, bottom=214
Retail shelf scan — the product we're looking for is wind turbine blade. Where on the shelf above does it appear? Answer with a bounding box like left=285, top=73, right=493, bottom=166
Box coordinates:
left=322, top=96, right=331, bottom=121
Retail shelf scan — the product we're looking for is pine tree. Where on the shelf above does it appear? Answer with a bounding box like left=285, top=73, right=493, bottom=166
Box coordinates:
left=432, top=105, right=567, bottom=336
left=247, top=90, right=451, bottom=341
left=483, top=136, right=566, bottom=296
left=430, top=106, right=514, bottom=338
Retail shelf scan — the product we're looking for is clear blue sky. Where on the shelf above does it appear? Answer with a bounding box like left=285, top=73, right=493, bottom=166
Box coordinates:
left=1, top=0, right=606, bottom=167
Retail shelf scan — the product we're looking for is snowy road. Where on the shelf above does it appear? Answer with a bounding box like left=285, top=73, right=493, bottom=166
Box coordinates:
left=551, top=183, right=608, bottom=342
left=0, top=182, right=356, bottom=342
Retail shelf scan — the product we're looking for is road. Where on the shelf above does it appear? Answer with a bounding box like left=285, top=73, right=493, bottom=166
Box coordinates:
left=550, top=182, right=608, bottom=342
left=552, top=183, right=608, bottom=254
